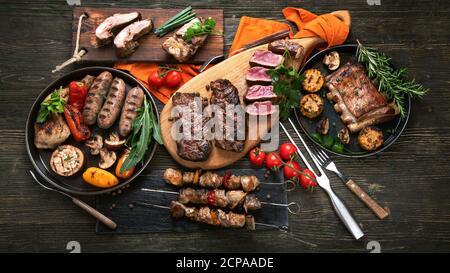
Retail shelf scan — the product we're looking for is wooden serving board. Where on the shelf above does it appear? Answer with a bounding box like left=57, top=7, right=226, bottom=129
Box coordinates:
left=72, top=7, right=224, bottom=63
left=160, top=11, right=351, bottom=170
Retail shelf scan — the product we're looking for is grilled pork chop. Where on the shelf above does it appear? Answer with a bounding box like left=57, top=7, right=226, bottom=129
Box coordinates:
left=326, top=62, right=399, bottom=133
left=34, top=114, right=71, bottom=149
left=210, top=79, right=245, bottom=153
left=114, top=19, right=153, bottom=57
left=171, top=92, right=212, bottom=161
left=93, top=12, right=141, bottom=47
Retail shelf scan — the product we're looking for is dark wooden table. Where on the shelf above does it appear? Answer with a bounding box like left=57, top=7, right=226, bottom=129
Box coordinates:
left=1, top=0, right=449, bottom=253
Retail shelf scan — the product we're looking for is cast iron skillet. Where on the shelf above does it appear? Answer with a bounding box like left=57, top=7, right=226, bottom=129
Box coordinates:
left=25, top=67, right=159, bottom=195
left=294, top=44, right=411, bottom=158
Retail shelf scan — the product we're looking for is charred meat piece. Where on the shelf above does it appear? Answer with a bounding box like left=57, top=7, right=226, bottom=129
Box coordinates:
left=118, top=86, right=145, bottom=137
left=163, top=168, right=260, bottom=192
left=34, top=114, right=71, bottom=149
left=83, top=71, right=113, bottom=126
left=246, top=66, right=272, bottom=85
left=244, top=85, right=277, bottom=102
left=326, top=62, right=399, bottom=133
left=170, top=201, right=247, bottom=229
left=97, top=77, right=126, bottom=129
left=178, top=188, right=249, bottom=210
left=171, top=92, right=212, bottom=161
left=268, top=39, right=304, bottom=59
left=243, top=194, right=262, bottom=213
left=80, top=75, right=95, bottom=90
left=209, top=79, right=244, bottom=153
left=245, top=100, right=276, bottom=116
left=114, top=19, right=153, bottom=58
left=162, top=18, right=209, bottom=62
left=93, top=12, right=141, bottom=47
left=250, top=50, right=284, bottom=68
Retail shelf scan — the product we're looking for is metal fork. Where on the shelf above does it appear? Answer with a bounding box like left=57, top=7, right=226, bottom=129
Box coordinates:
left=281, top=120, right=364, bottom=240
left=313, top=149, right=389, bottom=220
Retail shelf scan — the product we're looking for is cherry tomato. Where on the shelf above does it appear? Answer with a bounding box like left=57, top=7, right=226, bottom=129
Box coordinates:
left=164, top=70, right=182, bottom=88
left=147, top=71, right=164, bottom=88
left=249, top=147, right=266, bottom=167
left=283, top=160, right=301, bottom=180
left=299, top=169, right=317, bottom=191
left=265, top=152, right=283, bottom=171
left=279, top=142, right=297, bottom=161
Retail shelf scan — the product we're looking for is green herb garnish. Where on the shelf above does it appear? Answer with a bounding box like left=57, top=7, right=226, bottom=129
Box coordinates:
left=183, top=17, right=222, bottom=43
left=36, top=86, right=66, bottom=123
left=120, top=97, right=163, bottom=173
left=267, top=52, right=305, bottom=121
left=356, top=41, right=428, bottom=118
left=311, top=133, right=345, bottom=154
left=154, top=6, right=197, bottom=37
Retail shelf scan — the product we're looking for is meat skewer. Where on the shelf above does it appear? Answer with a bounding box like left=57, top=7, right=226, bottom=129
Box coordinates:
left=163, top=168, right=296, bottom=192
left=141, top=187, right=300, bottom=214
left=133, top=201, right=288, bottom=230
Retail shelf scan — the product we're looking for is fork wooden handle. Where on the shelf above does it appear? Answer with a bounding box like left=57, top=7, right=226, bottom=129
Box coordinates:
left=346, top=180, right=389, bottom=219
left=72, top=198, right=117, bottom=230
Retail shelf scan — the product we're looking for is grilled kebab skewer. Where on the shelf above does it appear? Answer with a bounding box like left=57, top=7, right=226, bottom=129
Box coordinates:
left=164, top=168, right=260, bottom=192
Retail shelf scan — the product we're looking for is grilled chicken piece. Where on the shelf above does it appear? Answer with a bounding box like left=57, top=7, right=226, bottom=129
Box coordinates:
left=326, top=62, right=399, bottom=133
left=114, top=19, right=153, bottom=58
left=162, top=18, right=209, bottom=62
left=34, top=114, right=71, bottom=149
left=93, top=12, right=141, bottom=47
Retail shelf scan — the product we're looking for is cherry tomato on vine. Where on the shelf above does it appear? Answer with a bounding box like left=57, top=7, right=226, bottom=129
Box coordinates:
left=164, top=70, right=182, bottom=88
left=249, top=147, right=266, bottom=167
left=299, top=169, right=317, bottom=191
left=279, top=142, right=297, bottom=161
left=147, top=71, right=164, bottom=88
left=282, top=160, right=301, bottom=180
left=266, top=152, right=283, bottom=171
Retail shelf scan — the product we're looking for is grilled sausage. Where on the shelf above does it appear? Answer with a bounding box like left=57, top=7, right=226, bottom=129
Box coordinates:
left=118, top=86, right=144, bottom=137
left=83, top=71, right=113, bottom=125
left=97, top=77, right=126, bottom=129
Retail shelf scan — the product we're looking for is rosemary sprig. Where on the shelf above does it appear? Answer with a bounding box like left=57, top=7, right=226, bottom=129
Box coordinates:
left=356, top=41, right=428, bottom=118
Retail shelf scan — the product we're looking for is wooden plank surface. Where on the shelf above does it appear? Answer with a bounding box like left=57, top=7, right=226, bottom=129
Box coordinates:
left=72, top=7, right=224, bottom=63
left=0, top=0, right=450, bottom=253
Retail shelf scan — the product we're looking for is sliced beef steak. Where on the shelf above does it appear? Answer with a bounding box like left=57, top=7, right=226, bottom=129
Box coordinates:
left=246, top=67, right=272, bottom=85
left=249, top=50, right=284, bottom=68
left=171, top=92, right=212, bottom=161
left=268, top=39, right=304, bottom=59
left=210, top=79, right=245, bottom=153
left=326, top=62, right=399, bottom=133
left=245, top=100, right=276, bottom=115
left=244, top=85, right=277, bottom=102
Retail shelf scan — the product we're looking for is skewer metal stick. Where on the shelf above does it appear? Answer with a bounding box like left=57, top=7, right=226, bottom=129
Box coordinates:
left=141, top=188, right=300, bottom=214
left=132, top=201, right=288, bottom=230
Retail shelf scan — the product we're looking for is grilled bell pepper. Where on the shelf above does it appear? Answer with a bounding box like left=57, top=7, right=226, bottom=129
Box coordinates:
left=68, top=81, right=88, bottom=111
left=63, top=104, right=91, bottom=142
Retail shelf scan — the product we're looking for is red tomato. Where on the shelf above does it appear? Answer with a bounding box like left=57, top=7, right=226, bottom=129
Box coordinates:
left=299, top=169, right=317, bottom=191
left=283, top=160, right=301, bottom=180
left=249, top=147, right=266, bottom=167
left=164, top=70, right=182, bottom=88
left=279, top=143, right=297, bottom=161
left=147, top=71, right=164, bottom=88
left=266, top=152, right=283, bottom=171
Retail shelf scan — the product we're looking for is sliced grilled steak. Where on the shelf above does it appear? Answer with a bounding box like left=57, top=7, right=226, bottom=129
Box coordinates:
left=245, top=66, right=272, bottom=85
left=114, top=19, right=153, bottom=58
left=162, top=18, right=209, bottom=62
left=245, top=100, right=276, bottom=115
left=171, top=92, right=212, bottom=161
left=93, top=12, right=141, bottom=47
left=326, top=62, right=399, bottom=133
left=268, top=39, right=304, bottom=59
left=244, top=85, right=277, bottom=102
left=249, top=50, right=284, bottom=68
left=210, top=79, right=245, bottom=153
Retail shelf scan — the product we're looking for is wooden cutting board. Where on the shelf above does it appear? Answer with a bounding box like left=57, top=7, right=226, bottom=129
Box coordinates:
left=72, top=7, right=224, bottom=63
left=160, top=11, right=351, bottom=170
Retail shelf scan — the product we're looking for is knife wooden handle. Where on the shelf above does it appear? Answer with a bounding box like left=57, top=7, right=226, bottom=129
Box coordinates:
left=346, top=180, right=389, bottom=219
left=72, top=198, right=117, bottom=230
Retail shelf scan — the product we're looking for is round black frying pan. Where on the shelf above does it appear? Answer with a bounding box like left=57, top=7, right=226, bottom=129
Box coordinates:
left=294, top=44, right=411, bottom=158
left=25, top=67, right=159, bottom=195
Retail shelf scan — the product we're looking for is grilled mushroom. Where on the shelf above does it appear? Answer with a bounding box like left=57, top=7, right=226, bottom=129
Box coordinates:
left=323, top=51, right=340, bottom=70
left=104, top=132, right=126, bottom=150
left=317, top=118, right=330, bottom=135
left=338, top=128, right=350, bottom=145
left=85, top=134, right=103, bottom=155
left=99, top=148, right=117, bottom=169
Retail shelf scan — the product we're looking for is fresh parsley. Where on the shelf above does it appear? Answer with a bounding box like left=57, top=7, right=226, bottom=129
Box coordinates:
left=183, top=17, right=222, bottom=43
left=36, top=86, right=66, bottom=123
left=267, top=55, right=305, bottom=121
left=120, top=97, right=163, bottom=173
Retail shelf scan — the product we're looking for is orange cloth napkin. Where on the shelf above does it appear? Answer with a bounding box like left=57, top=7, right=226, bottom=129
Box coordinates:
left=115, top=8, right=350, bottom=104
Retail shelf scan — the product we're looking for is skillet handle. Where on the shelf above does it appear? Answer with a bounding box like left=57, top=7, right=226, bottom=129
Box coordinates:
left=72, top=198, right=117, bottom=230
